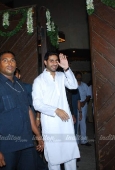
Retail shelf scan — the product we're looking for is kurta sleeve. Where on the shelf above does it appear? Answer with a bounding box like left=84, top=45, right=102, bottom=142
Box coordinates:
left=64, top=68, right=78, bottom=89
left=32, top=78, right=57, bottom=117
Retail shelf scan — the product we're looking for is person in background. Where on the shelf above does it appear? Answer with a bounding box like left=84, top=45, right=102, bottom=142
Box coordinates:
left=71, top=89, right=82, bottom=142
left=14, top=68, right=49, bottom=170
left=14, top=68, right=21, bottom=79
left=75, top=71, right=91, bottom=146
left=65, top=87, right=76, bottom=123
left=32, top=51, right=80, bottom=170
left=0, top=51, right=43, bottom=170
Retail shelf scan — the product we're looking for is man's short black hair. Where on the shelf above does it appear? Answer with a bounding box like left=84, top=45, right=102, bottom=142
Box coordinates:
left=0, top=51, right=16, bottom=59
left=44, top=51, right=59, bottom=61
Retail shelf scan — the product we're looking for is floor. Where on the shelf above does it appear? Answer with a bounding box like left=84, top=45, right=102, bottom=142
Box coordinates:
left=77, top=121, right=96, bottom=170
left=61, top=121, right=96, bottom=170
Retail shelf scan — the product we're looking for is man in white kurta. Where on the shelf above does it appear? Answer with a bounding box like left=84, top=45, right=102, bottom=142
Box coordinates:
left=32, top=52, right=80, bottom=170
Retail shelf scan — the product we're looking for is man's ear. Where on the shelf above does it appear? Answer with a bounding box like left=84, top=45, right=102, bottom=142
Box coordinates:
left=44, top=60, right=47, bottom=66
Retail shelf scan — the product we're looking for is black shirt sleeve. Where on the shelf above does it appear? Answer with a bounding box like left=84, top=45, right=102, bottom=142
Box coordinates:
left=65, top=88, right=74, bottom=115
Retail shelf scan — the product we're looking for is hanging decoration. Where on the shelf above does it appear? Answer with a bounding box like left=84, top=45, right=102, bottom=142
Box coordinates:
left=86, top=0, right=115, bottom=15
left=27, top=8, right=34, bottom=34
left=3, top=12, right=9, bottom=29
left=0, top=8, right=34, bottom=37
left=86, top=0, right=94, bottom=15
left=101, top=0, right=115, bottom=8
left=46, top=9, right=59, bottom=48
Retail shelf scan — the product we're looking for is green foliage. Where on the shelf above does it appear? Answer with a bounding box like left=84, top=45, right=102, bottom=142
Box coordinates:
left=87, top=8, right=94, bottom=15
left=47, top=26, right=59, bottom=48
left=86, top=0, right=115, bottom=16
left=0, top=9, right=28, bottom=37
left=101, top=0, right=115, bottom=8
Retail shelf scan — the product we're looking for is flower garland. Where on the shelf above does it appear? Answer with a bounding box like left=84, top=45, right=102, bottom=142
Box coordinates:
left=27, top=8, right=34, bottom=34
left=86, top=0, right=115, bottom=15
left=46, top=9, right=59, bottom=48
left=3, top=12, right=9, bottom=29
left=86, top=0, right=94, bottom=15
left=0, top=8, right=33, bottom=37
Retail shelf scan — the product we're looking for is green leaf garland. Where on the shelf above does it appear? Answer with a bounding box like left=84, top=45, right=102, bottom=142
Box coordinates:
left=86, top=0, right=115, bottom=15
left=101, top=0, right=115, bottom=8
left=0, top=9, right=30, bottom=37
left=47, top=26, right=59, bottom=48
left=46, top=9, right=59, bottom=48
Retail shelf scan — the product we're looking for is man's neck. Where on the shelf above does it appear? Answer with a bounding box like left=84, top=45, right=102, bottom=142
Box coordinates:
left=46, top=69, right=55, bottom=78
left=2, top=73, right=14, bottom=82
left=50, top=72, right=55, bottom=78
left=78, top=81, right=81, bottom=85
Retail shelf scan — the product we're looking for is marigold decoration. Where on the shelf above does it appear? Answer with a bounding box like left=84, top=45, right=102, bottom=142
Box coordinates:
left=46, top=9, right=59, bottom=48
left=3, top=12, right=9, bottom=29
left=86, top=0, right=94, bottom=15
left=27, top=8, right=34, bottom=34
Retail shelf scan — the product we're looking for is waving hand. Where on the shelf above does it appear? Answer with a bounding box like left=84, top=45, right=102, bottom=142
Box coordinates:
left=58, top=53, right=69, bottom=70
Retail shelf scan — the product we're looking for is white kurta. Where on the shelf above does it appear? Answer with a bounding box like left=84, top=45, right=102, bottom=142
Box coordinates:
left=32, top=68, right=80, bottom=165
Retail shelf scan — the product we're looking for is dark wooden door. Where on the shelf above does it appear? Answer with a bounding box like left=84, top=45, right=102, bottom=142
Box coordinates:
left=89, top=0, right=115, bottom=169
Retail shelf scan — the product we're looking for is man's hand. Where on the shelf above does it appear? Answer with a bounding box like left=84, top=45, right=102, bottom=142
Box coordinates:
left=36, top=135, right=44, bottom=152
left=55, top=108, right=70, bottom=121
left=0, top=152, right=5, bottom=167
left=80, top=101, right=86, bottom=108
left=58, top=53, right=69, bottom=70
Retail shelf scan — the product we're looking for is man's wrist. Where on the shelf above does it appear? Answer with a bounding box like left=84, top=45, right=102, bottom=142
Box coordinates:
left=64, top=67, right=69, bottom=72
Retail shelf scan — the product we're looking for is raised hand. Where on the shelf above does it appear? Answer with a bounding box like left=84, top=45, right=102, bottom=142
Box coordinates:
left=58, top=53, right=69, bottom=70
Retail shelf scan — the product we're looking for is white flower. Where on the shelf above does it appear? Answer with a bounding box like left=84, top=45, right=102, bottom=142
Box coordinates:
left=46, top=22, right=51, bottom=31
left=46, top=10, right=55, bottom=32
left=46, top=10, right=52, bottom=31
left=46, top=9, right=59, bottom=48
left=51, top=21, right=55, bottom=32
left=27, top=7, right=34, bottom=34
left=3, top=12, right=9, bottom=27
left=86, top=0, right=94, bottom=10
left=46, top=10, right=51, bottom=21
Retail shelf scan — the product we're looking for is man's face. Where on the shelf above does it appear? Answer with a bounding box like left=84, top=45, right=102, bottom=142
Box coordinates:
left=44, top=55, right=59, bottom=72
left=0, top=53, right=16, bottom=77
left=76, top=74, right=82, bottom=82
